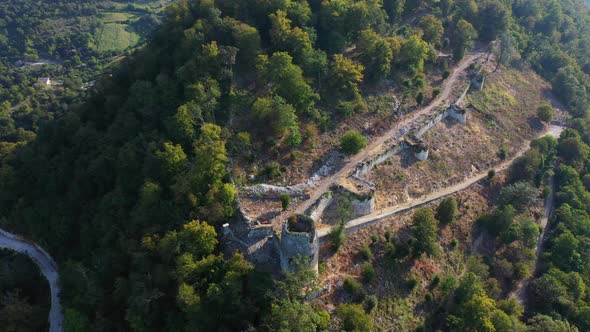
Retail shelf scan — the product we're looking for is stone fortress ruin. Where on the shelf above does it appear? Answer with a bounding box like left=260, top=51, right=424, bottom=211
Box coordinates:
left=224, top=53, right=491, bottom=273
left=223, top=211, right=319, bottom=273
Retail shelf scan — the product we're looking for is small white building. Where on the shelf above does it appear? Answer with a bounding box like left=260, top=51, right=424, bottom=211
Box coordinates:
left=37, top=77, right=51, bottom=86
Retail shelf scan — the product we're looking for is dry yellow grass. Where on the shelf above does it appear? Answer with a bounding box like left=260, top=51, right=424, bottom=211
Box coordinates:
left=369, top=66, right=552, bottom=208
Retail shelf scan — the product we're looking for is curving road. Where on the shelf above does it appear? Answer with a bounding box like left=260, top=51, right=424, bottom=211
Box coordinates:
left=0, top=228, right=63, bottom=332
left=317, top=124, right=564, bottom=238
left=270, top=52, right=486, bottom=225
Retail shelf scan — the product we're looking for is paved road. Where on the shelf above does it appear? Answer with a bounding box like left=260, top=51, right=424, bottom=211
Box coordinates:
left=270, top=52, right=486, bottom=225
left=318, top=125, right=564, bottom=238
left=0, top=229, right=63, bottom=332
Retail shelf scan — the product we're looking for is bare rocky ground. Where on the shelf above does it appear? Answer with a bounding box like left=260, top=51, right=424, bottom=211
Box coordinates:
left=315, top=181, right=494, bottom=329
left=230, top=49, right=562, bottom=329
left=316, top=170, right=547, bottom=330
left=366, top=65, right=556, bottom=210
left=234, top=58, right=462, bottom=189
left=237, top=53, right=488, bottom=228
left=315, top=143, right=553, bottom=329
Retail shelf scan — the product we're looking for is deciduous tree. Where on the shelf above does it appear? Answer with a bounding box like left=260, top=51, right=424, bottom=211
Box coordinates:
left=411, top=208, right=439, bottom=257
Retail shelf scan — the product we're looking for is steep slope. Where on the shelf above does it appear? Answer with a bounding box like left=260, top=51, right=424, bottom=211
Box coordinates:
left=1, top=0, right=590, bottom=330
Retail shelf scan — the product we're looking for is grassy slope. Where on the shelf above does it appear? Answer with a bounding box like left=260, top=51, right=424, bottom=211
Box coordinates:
left=368, top=66, right=551, bottom=208
left=314, top=65, right=556, bottom=330
left=94, top=23, right=140, bottom=52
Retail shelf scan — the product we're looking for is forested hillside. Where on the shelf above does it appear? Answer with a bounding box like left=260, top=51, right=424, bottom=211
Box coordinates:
left=0, top=0, right=166, bottom=63
left=1, top=0, right=590, bottom=330
left=0, top=0, right=166, bottom=150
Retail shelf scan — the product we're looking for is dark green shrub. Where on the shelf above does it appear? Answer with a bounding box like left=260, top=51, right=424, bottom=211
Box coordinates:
left=498, top=181, right=540, bottom=211
left=359, top=246, right=373, bottom=261
left=289, top=150, right=300, bottom=161
left=335, top=303, right=374, bottom=331
left=431, top=275, right=441, bottom=289
left=262, top=161, right=282, bottom=179
left=384, top=230, right=392, bottom=242
left=432, top=88, right=441, bottom=98
left=542, top=185, right=551, bottom=198
left=364, top=295, right=378, bottom=312
left=537, top=103, right=554, bottom=122
left=340, top=131, right=367, bottom=155
left=361, top=262, right=376, bottom=283
left=416, top=91, right=424, bottom=105
left=498, top=145, right=509, bottom=160
left=370, top=234, right=379, bottom=244
left=436, top=197, right=458, bottom=224
left=330, top=220, right=346, bottom=251
left=343, top=277, right=365, bottom=302
left=279, top=194, right=291, bottom=211
left=488, top=169, right=496, bottom=179
left=385, top=242, right=396, bottom=257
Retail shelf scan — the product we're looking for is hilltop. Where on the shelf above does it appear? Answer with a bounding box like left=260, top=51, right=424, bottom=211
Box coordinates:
left=1, top=0, right=590, bottom=331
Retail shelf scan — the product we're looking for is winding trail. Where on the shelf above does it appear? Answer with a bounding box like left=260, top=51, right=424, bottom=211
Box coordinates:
left=317, top=124, right=564, bottom=238
left=271, top=51, right=486, bottom=225
left=0, top=229, right=63, bottom=332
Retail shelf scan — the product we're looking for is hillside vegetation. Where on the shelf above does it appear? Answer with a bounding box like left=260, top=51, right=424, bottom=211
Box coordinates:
left=0, top=0, right=590, bottom=331
left=0, top=1, right=166, bottom=148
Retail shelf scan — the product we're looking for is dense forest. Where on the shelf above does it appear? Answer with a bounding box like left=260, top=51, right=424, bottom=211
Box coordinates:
left=0, top=0, right=165, bottom=148
left=1, top=0, right=590, bottom=330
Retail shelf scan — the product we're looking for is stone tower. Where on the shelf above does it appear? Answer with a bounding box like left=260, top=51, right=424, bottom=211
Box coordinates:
left=277, top=214, right=319, bottom=273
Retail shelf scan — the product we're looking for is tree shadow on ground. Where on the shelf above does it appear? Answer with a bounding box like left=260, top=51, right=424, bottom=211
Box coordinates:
left=527, top=116, right=545, bottom=133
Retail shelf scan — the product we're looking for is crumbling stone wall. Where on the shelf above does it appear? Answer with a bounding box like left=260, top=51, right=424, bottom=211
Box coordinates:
left=472, top=74, right=485, bottom=90
left=415, top=148, right=429, bottom=160
left=226, top=52, right=492, bottom=274
left=405, top=139, right=430, bottom=161
left=414, top=108, right=449, bottom=139
left=240, top=183, right=310, bottom=199
left=234, top=196, right=254, bottom=224
left=248, top=224, right=274, bottom=239
left=354, top=144, right=404, bottom=177
left=306, top=191, right=334, bottom=222
left=447, top=105, right=468, bottom=123
left=222, top=221, right=280, bottom=272
left=332, top=182, right=376, bottom=218
left=350, top=195, right=376, bottom=216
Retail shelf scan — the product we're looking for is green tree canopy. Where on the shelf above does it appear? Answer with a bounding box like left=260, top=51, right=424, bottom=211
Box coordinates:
left=411, top=208, right=439, bottom=257
left=537, top=103, right=555, bottom=122
left=436, top=196, right=459, bottom=224
left=356, top=29, right=394, bottom=81
left=334, top=303, right=374, bottom=331
left=252, top=96, right=299, bottom=139
left=418, top=15, right=444, bottom=46
left=340, top=130, right=367, bottom=155
left=398, top=35, right=429, bottom=75
left=257, top=52, right=318, bottom=116
left=329, top=54, right=367, bottom=115
left=453, top=19, right=477, bottom=59
left=477, top=0, right=510, bottom=41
